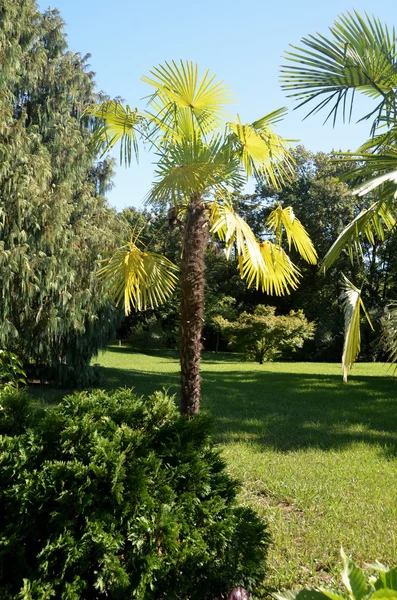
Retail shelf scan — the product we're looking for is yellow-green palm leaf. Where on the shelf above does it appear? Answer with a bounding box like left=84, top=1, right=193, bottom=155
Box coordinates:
left=148, top=136, right=242, bottom=204
left=210, top=200, right=265, bottom=273
left=341, top=275, right=373, bottom=382
left=321, top=200, right=396, bottom=273
left=228, top=111, right=295, bottom=187
left=266, top=204, right=318, bottom=264
left=257, top=241, right=300, bottom=295
left=142, top=60, right=232, bottom=138
left=210, top=200, right=300, bottom=295
left=85, top=101, right=143, bottom=165
left=98, top=241, right=178, bottom=314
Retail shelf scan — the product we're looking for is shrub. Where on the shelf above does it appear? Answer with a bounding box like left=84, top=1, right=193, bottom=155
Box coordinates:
left=215, top=305, right=315, bottom=364
left=0, top=388, right=269, bottom=599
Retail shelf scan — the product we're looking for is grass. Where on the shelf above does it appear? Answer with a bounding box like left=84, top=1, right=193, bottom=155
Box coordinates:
left=32, top=346, right=397, bottom=591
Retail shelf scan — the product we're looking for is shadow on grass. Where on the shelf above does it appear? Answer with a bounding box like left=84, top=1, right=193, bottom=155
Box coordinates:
left=97, top=366, right=180, bottom=396
left=200, top=369, right=397, bottom=456
left=28, top=349, right=397, bottom=457
left=95, top=356, right=397, bottom=456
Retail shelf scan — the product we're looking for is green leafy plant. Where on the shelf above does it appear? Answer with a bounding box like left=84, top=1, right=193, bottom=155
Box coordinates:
left=275, top=549, right=397, bottom=600
left=0, top=350, right=26, bottom=389
left=0, top=351, right=27, bottom=410
left=215, top=305, right=315, bottom=364
left=0, top=388, right=269, bottom=599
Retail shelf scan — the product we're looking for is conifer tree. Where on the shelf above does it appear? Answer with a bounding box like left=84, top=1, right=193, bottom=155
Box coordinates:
left=0, top=1, right=123, bottom=385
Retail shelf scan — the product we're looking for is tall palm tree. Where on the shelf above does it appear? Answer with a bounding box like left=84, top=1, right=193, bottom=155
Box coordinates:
left=88, top=60, right=317, bottom=415
left=281, top=11, right=397, bottom=379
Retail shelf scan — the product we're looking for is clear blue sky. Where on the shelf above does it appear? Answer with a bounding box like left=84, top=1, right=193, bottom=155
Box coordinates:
left=38, top=0, right=396, bottom=211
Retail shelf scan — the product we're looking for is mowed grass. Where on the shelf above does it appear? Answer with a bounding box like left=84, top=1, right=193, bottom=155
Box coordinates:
left=48, top=346, right=397, bottom=591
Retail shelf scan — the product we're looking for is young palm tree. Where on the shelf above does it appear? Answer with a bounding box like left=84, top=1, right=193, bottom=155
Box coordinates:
left=281, top=11, right=397, bottom=379
left=88, top=60, right=317, bottom=414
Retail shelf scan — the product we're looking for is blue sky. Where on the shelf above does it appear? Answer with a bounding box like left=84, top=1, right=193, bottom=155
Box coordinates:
left=39, top=0, right=396, bottom=211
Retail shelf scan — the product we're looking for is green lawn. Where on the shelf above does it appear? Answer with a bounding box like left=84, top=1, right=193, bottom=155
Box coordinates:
left=36, top=346, right=397, bottom=591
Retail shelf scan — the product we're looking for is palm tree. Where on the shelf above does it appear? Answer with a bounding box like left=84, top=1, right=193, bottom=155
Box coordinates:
left=281, top=11, right=397, bottom=379
left=88, top=60, right=317, bottom=415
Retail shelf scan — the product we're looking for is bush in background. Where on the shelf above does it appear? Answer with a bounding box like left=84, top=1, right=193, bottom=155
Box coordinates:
left=215, top=305, right=315, bottom=364
left=0, top=388, right=269, bottom=599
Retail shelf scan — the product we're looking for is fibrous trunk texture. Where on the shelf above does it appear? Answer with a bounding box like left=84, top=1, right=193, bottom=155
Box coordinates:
left=179, top=194, right=207, bottom=416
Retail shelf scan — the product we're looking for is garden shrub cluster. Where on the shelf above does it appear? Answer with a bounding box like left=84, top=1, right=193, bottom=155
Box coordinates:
left=0, top=388, right=269, bottom=599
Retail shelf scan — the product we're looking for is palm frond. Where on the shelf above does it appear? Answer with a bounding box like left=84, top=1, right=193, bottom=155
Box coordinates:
left=341, top=275, right=373, bottom=382
left=210, top=199, right=264, bottom=267
left=342, top=147, right=397, bottom=198
left=257, top=241, right=301, bottom=295
left=85, top=101, right=144, bottom=165
left=210, top=200, right=300, bottom=295
left=321, top=200, right=396, bottom=272
left=281, top=11, right=397, bottom=131
left=142, top=60, right=232, bottom=139
left=97, top=241, right=178, bottom=314
left=147, top=136, right=242, bottom=204
left=266, top=204, right=318, bottom=264
left=227, top=111, right=295, bottom=187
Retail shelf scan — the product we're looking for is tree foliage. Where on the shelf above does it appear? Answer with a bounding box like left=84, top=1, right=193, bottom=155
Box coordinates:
left=282, top=11, right=397, bottom=376
left=0, top=1, right=124, bottom=385
left=215, top=305, right=315, bottom=364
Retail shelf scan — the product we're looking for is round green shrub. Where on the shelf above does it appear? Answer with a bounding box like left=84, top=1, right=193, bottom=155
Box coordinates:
left=0, top=388, right=269, bottom=599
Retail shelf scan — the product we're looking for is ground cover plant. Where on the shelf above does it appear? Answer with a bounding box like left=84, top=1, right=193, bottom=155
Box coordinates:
left=0, top=387, right=269, bottom=599
left=88, top=346, right=397, bottom=591
left=276, top=549, right=397, bottom=600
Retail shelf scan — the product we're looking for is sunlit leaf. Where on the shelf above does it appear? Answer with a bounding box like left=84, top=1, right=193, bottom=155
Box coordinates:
left=321, top=200, right=396, bottom=273
left=257, top=241, right=300, bottom=295
left=98, top=241, right=178, bottom=314
left=142, top=60, right=232, bottom=139
left=85, top=101, right=144, bottom=165
left=147, top=136, right=242, bottom=203
left=340, top=276, right=373, bottom=382
left=227, top=111, right=295, bottom=187
left=266, top=204, right=318, bottom=264
left=341, top=548, right=369, bottom=600
left=210, top=200, right=301, bottom=295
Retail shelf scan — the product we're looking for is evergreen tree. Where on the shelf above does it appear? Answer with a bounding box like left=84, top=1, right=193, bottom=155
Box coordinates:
left=0, top=1, right=123, bottom=385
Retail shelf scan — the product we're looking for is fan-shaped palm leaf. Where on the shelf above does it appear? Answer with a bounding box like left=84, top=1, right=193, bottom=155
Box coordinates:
left=257, top=241, right=301, bottom=295
left=321, top=199, right=396, bottom=272
left=210, top=199, right=264, bottom=267
left=341, top=275, right=373, bottom=382
left=98, top=241, right=178, bottom=314
left=142, top=60, right=232, bottom=139
left=210, top=200, right=300, bottom=295
left=281, top=11, right=397, bottom=130
left=266, top=204, right=318, bottom=264
left=227, top=111, right=295, bottom=187
left=85, top=101, right=144, bottom=165
left=148, top=136, right=242, bottom=203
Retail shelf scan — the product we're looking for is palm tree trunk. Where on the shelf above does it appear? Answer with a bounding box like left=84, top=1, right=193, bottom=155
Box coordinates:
left=180, top=194, right=207, bottom=416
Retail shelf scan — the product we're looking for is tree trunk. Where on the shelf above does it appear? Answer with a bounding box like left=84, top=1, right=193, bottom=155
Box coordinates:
left=180, top=194, right=208, bottom=416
